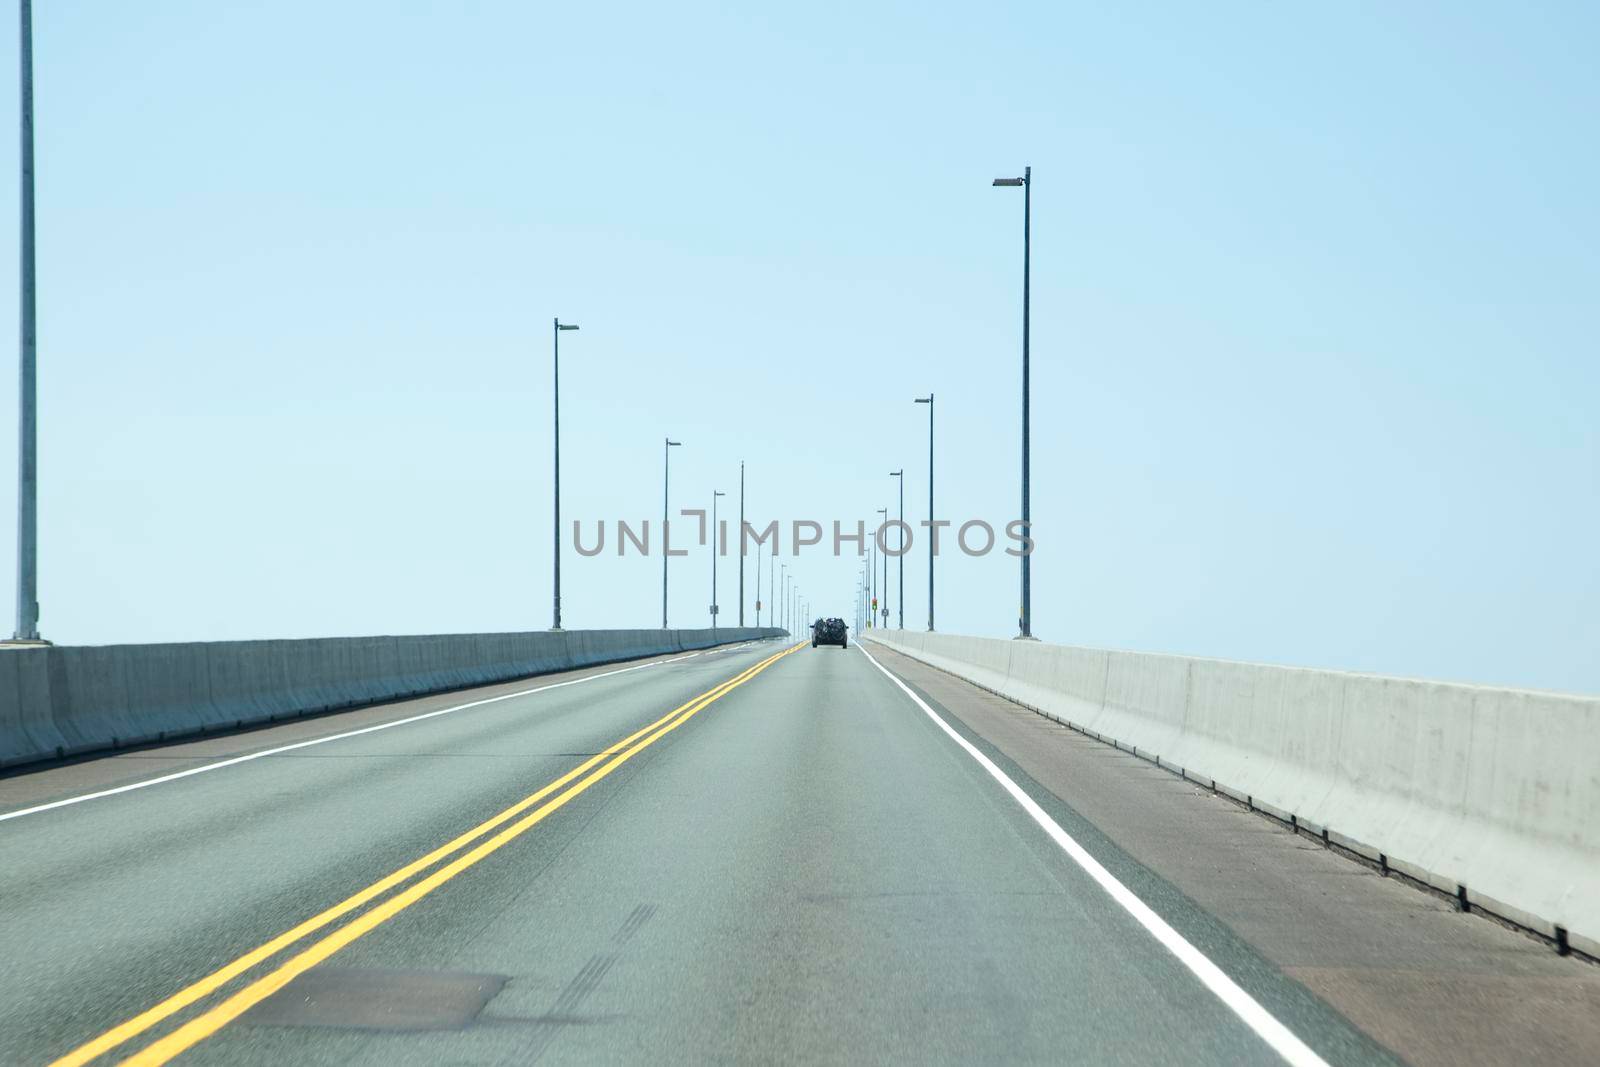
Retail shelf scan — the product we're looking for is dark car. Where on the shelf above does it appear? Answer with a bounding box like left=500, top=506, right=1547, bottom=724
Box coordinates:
left=812, top=617, right=848, bottom=649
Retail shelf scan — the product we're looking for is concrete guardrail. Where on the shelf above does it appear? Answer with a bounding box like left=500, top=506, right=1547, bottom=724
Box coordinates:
left=866, top=630, right=1599, bottom=956
left=0, top=627, right=781, bottom=771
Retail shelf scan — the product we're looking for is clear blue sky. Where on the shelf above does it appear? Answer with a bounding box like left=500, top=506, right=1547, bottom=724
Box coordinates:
left=0, top=2, right=1595, bottom=692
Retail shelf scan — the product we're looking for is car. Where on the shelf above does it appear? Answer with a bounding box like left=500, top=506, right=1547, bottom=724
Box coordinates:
left=812, top=617, right=848, bottom=649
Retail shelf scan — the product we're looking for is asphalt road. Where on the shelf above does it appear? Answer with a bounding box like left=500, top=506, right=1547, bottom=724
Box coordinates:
left=0, top=637, right=1432, bottom=1064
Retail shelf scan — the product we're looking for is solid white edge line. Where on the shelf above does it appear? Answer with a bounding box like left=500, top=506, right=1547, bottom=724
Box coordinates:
left=856, top=642, right=1331, bottom=1067
left=0, top=642, right=768, bottom=824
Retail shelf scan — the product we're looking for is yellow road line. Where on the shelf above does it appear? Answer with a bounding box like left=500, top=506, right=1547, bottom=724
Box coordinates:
left=50, top=642, right=802, bottom=1067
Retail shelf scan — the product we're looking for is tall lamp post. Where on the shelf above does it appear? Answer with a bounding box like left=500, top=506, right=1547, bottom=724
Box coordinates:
left=551, top=319, right=579, bottom=630
left=876, top=507, right=888, bottom=629
left=13, top=0, right=39, bottom=642
left=779, top=563, right=787, bottom=634
left=711, top=489, right=725, bottom=629
left=889, top=470, right=904, bottom=628
left=661, top=438, right=681, bottom=628
left=870, top=521, right=883, bottom=630
left=738, top=462, right=745, bottom=626
left=914, top=394, right=935, bottom=631
left=994, top=166, right=1033, bottom=639
left=862, top=556, right=871, bottom=632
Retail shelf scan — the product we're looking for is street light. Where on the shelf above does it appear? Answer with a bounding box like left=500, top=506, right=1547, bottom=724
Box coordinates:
left=864, top=555, right=871, bottom=632
left=876, top=506, right=888, bottom=630
left=12, top=0, right=39, bottom=642
left=738, top=462, right=746, bottom=627
left=662, top=438, right=681, bottom=628
left=994, top=166, right=1034, bottom=639
left=914, top=394, right=934, bottom=631
left=711, top=489, right=726, bottom=629
left=889, top=470, right=904, bottom=628
left=870, top=521, right=883, bottom=630
left=551, top=319, right=579, bottom=631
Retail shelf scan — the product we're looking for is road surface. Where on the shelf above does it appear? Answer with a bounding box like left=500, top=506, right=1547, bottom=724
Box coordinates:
left=1, top=637, right=1593, bottom=1065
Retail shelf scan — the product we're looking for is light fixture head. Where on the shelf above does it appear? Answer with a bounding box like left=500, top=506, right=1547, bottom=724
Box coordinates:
left=993, top=177, right=1025, bottom=187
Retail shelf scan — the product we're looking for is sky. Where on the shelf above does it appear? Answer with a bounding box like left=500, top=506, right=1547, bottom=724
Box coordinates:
left=0, top=1, right=1595, bottom=693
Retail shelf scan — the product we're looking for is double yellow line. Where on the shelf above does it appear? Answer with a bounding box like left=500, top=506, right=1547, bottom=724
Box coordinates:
left=54, top=641, right=805, bottom=1067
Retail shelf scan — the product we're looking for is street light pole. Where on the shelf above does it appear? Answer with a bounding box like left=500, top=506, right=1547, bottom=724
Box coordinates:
left=662, top=438, right=681, bottom=628
left=877, top=507, right=888, bottom=630
left=870, top=521, right=883, bottom=630
left=994, top=167, right=1033, bottom=639
left=862, top=556, right=870, bottom=632
left=711, top=489, right=725, bottom=629
left=551, top=319, right=579, bottom=631
left=738, top=462, right=745, bottom=627
left=914, top=394, right=934, bottom=631
left=889, top=470, right=904, bottom=628
left=13, top=0, right=38, bottom=642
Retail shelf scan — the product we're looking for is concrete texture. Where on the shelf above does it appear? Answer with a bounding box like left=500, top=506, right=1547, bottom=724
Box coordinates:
left=870, top=643, right=1600, bottom=1067
left=867, top=631, right=1600, bottom=954
left=0, top=627, right=779, bottom=771
left=0, top=638, right=1390, bottom=1066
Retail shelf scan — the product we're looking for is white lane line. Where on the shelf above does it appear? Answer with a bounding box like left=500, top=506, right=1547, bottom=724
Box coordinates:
left=856, top=643, right=1331, bottom=1067
left=0, top=646, right=748, bottom=824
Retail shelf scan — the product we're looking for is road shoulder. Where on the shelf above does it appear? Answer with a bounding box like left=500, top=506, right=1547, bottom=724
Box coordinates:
left=867, top=642, right=1600, bottom=1067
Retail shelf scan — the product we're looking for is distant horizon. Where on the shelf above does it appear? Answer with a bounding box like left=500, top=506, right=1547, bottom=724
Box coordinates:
left=1, top=2, right=1594, bottom=694
left=24, top=619, right=1597, bottom=702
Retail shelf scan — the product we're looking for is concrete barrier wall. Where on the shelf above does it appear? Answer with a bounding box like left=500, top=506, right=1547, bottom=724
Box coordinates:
left=0, top=627, right=780, bottom=771
left=867, top=630, right=1600, bottom=953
